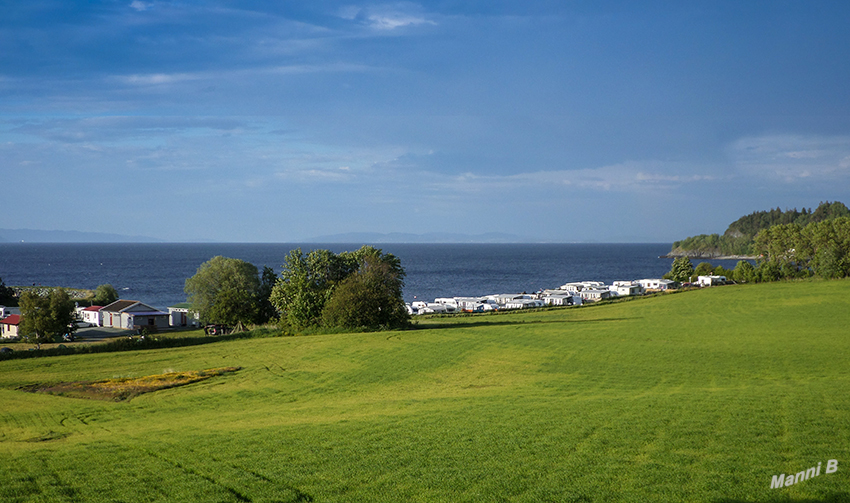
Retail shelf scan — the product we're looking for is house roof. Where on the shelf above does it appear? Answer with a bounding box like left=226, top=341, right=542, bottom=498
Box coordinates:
left=101, top=300, right=140, bottom=312
left=1, top=314, right=21, bottom=325
left=169, top=302, right=193, bottom=309
left=83, top=306, right=103, bottom=312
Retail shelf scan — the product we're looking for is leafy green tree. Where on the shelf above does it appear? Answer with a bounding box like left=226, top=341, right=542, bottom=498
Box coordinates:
left=270, top=248, right=356, bottom=329
left=91, top=284, right=119, bottom=306
left=665, top=257, right=694, bottom=282
left=321, top=254, right=409, bottom=330
left=18, top=288, right=76, bottom=349
left=271, top=246, right=406, bottom=330
left=813, top=247, right=846, bottom=279
left=758, top=261, right=781, bottom=282
left=805, top=217, right=850, bottom=279
left=184, top=256, right=262, bottom=326
left=0, top=277, right=15, bottom=305
left=733, top=260, right=757, bottom=283
left=692, top=262, right=714, bottom=281
left=712, top=265, right=734, bottom=278
left=257, top=266, right=278, bottom=324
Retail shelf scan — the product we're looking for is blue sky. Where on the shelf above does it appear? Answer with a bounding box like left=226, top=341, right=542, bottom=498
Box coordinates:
left=3, top=1, right=850, bottom=242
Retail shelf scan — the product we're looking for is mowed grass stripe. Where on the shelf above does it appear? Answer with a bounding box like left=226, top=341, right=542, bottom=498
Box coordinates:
left=1, top=279, right=849, bottom=502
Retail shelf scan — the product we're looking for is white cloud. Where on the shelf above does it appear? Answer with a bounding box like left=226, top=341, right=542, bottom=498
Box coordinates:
left=367, top=13, right=436, bottom=30
left=338, top=3, right=437, bottom=31
left=730, top=134, right=850, bottom=183
left=420, top=161, right=718, bottom=195
left=129, top=1, right=152, bottom=12
left=275, top=168, right=354, bottom=183
left=114, top=72, right=198, bottom=86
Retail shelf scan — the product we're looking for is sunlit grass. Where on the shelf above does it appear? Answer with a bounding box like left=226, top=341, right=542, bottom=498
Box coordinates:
left=1, top=279, right=849, bottom=502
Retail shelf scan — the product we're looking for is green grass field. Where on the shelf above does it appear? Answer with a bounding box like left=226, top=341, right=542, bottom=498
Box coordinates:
left=1, top=280, right=849, bottom=502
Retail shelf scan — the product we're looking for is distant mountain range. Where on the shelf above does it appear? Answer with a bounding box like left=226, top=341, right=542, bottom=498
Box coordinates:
left=305, top=232, right=528, bottom=243
left=0, top=228, right=163, bottom=243
left=0, top=229, right=530, bottom=244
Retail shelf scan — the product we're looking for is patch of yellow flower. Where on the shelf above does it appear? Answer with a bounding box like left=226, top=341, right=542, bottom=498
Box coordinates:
left=20, top=367, right=241, bottom=401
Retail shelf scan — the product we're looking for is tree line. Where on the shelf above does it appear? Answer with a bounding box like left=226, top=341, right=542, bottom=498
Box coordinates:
left=7, top=246, right=408, bottom=348
left=670, top=201, right=850, bottom=257
left=666, top=216, right=850, bottom=283
left=184, top=245, right=408, bottom=332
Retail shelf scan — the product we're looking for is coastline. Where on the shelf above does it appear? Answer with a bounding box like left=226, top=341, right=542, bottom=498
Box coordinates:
left=660, top=252, right=757, bottom=260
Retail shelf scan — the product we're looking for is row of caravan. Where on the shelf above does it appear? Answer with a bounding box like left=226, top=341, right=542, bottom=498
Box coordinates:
left=405, top=276, right=700, bottom=316
left=407, top=292, right=582, bottom=315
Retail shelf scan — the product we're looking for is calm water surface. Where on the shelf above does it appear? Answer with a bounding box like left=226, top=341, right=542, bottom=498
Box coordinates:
left=0, top=243, right=744, bottom=310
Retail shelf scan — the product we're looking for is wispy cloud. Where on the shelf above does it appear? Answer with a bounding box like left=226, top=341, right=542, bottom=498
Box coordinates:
left=129, top=1, right=152, bottom=12
left=419, top=161, right=719, bottom=195
left=730, top=134, right=850, bottom=183
left=112, top=72, right=199, bottom=86
left=338, top=3, right=437, bottom=31
left=9, top=116, right=246, bottom=143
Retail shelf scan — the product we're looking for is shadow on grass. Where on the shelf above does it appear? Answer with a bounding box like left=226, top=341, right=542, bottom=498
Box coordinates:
left=412, top=317, right=638, bottom=330
left=0, top=328, right=283, bottom=362
left=714, top=493, right=850, bottom=503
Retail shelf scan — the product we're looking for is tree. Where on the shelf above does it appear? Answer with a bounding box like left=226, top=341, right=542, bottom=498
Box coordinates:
left=0, top=277, right=15, bottom=305
left=321, top=254, right=409, bottom=330
left=713, top=265, right=734, bottom=278
left=271, top=246, right=407, bottom=330
left=665, top=257, right=694, bottom=283
left=184, top=256, right=262, bottom=326
left=18, top=288, right=76, bottom=349
left=733, top=260, right=757, bottom=283
left=270, top=248, right=356, bottom=329
left=758, top=261, right=781, bottom=282
left=693, top=262, right=714, bottom=279
left=257, top=266, right=278, bottom=324
left=91, top=284, right=119, bottom=306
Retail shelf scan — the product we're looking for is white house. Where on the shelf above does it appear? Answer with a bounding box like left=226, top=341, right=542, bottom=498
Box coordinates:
left=419, top=303, right=450, bottom=314
left=75, top=305, right=103, bottom=326
left=638, top=279, right=678, bottom=291
left=610, top=281, right=642, bottom=297
left=434, top=298, right=459, bottom=311
left=454, top=297, right=493, bottom=312
left=559, top=282, right=586, bottom=292
left=101, top=299, right=170, bottom=330
left=698, top=275, right=726, bottom=287
left=488, top=293, right=533, bottom=306
left=542, top=294, right=582, bottom=306
left=1, top=314, right=21, bottom=339
left=580, top=289, right=612, bottom=301
left=168, top=303, right=200, bottom=327
left=503, top=299, right=544, bottom=310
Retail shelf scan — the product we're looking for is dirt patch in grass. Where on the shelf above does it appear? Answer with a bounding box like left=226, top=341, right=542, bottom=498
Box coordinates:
left=18, top=367, right=241, bottom=401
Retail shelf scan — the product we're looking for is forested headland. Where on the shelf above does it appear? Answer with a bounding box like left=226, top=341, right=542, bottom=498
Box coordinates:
left=664, top=201, right=850, bottom=282
left=667, top=201, right=850, bottom=258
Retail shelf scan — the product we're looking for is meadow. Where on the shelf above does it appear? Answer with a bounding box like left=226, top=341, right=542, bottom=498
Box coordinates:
left=1, top=280, right=849, bottom=502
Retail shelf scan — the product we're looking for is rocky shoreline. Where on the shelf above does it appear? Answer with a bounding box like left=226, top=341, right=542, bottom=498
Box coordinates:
left=660, top=251, right=757, bottom=260
left=11, top=286, right=94, bottom=300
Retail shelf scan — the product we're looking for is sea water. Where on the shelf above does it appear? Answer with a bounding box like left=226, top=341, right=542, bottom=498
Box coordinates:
left=0, top=243, right=746, bottom=310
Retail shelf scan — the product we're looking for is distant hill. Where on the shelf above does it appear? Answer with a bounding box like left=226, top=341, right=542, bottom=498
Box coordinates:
left=668, top=201, right=850, bottom=258
left=305, top=232, right=527, bottom=243
left=0, top=228, right=163, bottom=243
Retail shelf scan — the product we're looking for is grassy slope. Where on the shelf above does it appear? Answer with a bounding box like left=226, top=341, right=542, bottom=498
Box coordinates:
left=1, top=280, right=849, bottom=502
